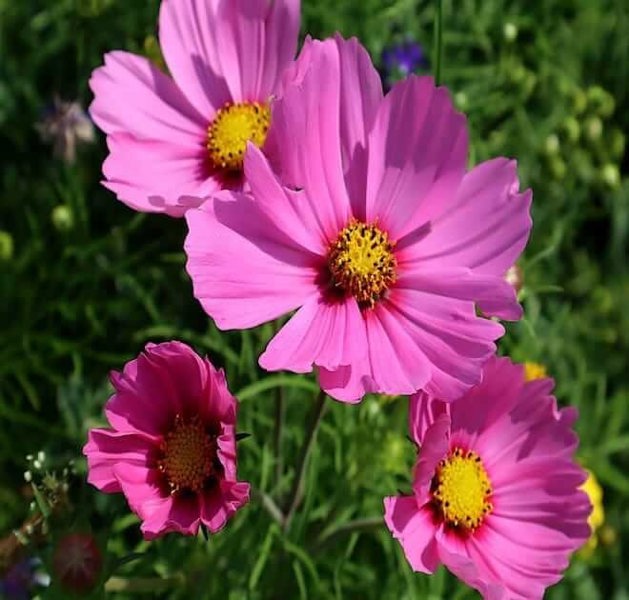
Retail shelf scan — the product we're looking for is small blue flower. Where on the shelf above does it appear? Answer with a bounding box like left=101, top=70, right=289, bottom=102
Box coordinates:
left=381, top=39, right=428, bottom=84
left=0, top=557, right=49, bottom=600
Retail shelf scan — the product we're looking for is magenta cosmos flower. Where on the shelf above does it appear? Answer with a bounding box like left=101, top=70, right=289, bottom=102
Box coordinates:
left=83, top=341, right=250, bottom=539
left=184, top=36, right=532, bottom=403
left=89, top=0, right=300, bottom=216
left=384, top=357, right=591, bottom=600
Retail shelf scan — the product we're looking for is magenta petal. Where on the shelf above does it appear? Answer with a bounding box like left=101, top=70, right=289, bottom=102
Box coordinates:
left=185, top=196, right=320, bottom=329
left=266, top=38, right=352, bottom=239
left=383, top=287, right=504, bottom=401
left=333, top=35, right=383, bottom=217
left=260, top=296, right=368, bottom=374
left=201, top=481, right=250, bottom=533
left=113, top=463, right=164, bottom=518
left=365, top=76, right=468, bottom=240
left=405, top=158, right=532, bottom=278
left=317, top=361, right=378, bottom=404
left=244, top=144, right=328, bottom=254
left=397, top=265, right=521, bottom=321
left=411, top=413, right=450, bottom=501
left=409, top=392, right=449, bottom=445
left=159, top=0, right=298, bottom=113
left=83, top=429, right=153, bottom=493
left=139, top=496, right=175, bottom=540
left=363, top=304, right=433, bottom=394
left=89, top=51, right=205, bottom=141
left=383, top=498, right=440, bottom=574
left=102, top=132, right=218, bottom=216
left=164, top=495, right=202, bottom=536
left=436, top=533, right=507, bottom=600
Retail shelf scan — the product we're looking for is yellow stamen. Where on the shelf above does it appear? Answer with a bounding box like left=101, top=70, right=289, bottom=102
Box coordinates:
left=432, top=447, right=493, bottom=531
left=157, top=415, right=217, bottom=494
left=327, top=220, right=397, bottom=308
left=207, top=101, right=271, bottom=172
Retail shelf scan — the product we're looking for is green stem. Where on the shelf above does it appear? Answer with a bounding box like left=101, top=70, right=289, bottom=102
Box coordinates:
left=282, top=391, right=328, bottom=531
left=104, top=575, right=185, bottom=593
left=434, top=0, right=444, bottom=85
left=274, top=381, right=285, bottom=489
left=252, top=487, right=285, bottom=526
left=315, top=517, right=383, bottom=550
left=272, top=320, right=285, bottom=489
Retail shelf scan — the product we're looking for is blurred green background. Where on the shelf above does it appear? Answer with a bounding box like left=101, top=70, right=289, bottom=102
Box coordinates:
left=0, top=0, right=628, bottom=598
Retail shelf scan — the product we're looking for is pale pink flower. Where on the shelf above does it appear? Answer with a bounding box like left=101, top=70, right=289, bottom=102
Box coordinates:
left=384, top=357, right=591, bottom=600
left=83, top=341, right=250, bottom=539
left=89, top=0, right=300, bottom=216
left=185, top=36, right=532, bottom=403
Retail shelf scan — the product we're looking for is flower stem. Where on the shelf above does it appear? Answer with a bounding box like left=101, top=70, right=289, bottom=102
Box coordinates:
left=282, top=390, right=328, bottom=532
left=272, top=320, right=285, bottom=489
left=315, top=517, right=383, bottom=550
left=252, top=487, right=285, bottom=526
left=433, top=0, right=444, bottom=85
left=105, top=575, right=185, bottom=593
left=274, top=384, right=285, bottom=488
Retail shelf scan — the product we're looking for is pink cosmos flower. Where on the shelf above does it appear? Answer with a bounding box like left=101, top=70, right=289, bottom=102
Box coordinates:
left=184, top=36, right=532, bottom=403
left=83, top=341, right=250, bottom=539
left=89, top=0, right=300, bottom=216
left=384, top=357, right=591, bottom=600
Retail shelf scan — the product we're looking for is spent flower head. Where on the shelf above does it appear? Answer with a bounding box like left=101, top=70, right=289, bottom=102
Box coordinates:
left=36, top=97, right=95, bottom=165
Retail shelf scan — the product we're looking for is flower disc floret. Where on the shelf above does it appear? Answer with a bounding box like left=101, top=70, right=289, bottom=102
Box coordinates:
left=327, top=220, right=397, bottom=308
left=158, top=414, right=217, bottom=494
left=207, top=101, right=271, bottom=172
left=432, top=447, right=493, bottom=531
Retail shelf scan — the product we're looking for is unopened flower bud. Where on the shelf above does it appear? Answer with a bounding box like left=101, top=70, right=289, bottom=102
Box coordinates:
left=52, top=532, right=103, bottom=594
left=51, top=205, right=74, bottom=232
left=561, top=117, right=580, bottom=143
left=587, top=85, right=615, bottom=118
left=503, top=22, right=518, bottom=42
left=600, top=164, right=620, bottom=189
left=585, top=116, right=603, bottom=142
left=504, top=264, right=523, bottom=294
left=0, top=230, right=13, bottom=261
left=544, top=134, right=560, bottom=155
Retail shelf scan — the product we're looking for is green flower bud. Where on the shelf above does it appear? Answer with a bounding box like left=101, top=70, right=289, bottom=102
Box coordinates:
left=454, top=91, right=468, bottom=110
left=0, top=230, right=13, bottom=261
left=503, top=22, right=518, bottom=42
left=584, top=116, right=603, bottom=142
left=609, top=129, right=625, bottom=160
left=51, top=204, right=74, bottom=232
left=600, top=164, right=620, bottom=189
left=561, top=117, right=580, bottom=144
left=571, top=88, right=587, bottom=115
left=549, top=156, right=567, bottom=180
left=544, top=134, right=560, bottom=155
left=587, top=85, right=615, bottom=118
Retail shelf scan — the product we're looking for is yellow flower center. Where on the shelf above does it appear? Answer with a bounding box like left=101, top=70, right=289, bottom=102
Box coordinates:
left=157, top=415, right=217, bottom=494
left=327, top=220, right=397, bottom=308
left=207, top=101, right=271, bottom=172
left=432, top=447, right=493, bottom=531
left=524, top=362, right=547, bottom=381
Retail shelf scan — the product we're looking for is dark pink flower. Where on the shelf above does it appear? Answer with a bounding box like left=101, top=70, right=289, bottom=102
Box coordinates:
left=184, top=36, right=532, bottom=403
left=83, top=341, right=250, bottom=539
left=89, top=0, right=300, bottom=216
left=384, top=357, right=591, bottom=600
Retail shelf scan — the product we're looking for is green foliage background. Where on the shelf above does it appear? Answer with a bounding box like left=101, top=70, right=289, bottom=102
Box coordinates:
left=0, top=0, right=628, bottom=598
